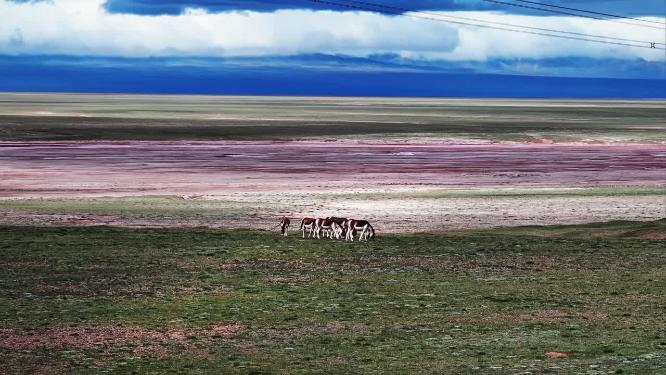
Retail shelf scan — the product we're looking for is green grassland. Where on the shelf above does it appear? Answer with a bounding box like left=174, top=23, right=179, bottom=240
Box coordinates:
left=1, top=221, right=664, bottom=374
left=1, top=94, right=665, bottom=142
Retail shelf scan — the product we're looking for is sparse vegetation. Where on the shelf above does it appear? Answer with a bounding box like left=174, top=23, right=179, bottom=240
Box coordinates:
left=1, top=221, right=664, bottom=373
left=1, top=94, right=664, bottom=142
left=1, top=94, right=664, bottom=373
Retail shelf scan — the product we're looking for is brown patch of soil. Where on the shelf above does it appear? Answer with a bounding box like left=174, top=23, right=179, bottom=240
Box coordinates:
left=15, top=276, right=229, bottom=298
left=631, top=229, right=666, bottom=240
left=0, top=324, right=244, bottom=358
left=263, top=275, right=314, bottom=286
left=248, top=321, right=369, bottom=342
left=545, top=351, right=569, bottom=359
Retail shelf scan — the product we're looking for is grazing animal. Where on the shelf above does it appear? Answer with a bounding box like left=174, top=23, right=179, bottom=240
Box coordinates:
left=300, top=217, right=316, bottom=238
left=314, top=218, right=343, bottom=239
left=327, top=216, right=349, bottom=237
left=345, top=219, right=376, bottom=241
left=279, top=217, right=290, bottom=236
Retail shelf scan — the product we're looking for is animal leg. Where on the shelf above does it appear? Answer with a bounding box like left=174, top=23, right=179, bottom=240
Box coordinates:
left=358, top=226, right=367, bottom=241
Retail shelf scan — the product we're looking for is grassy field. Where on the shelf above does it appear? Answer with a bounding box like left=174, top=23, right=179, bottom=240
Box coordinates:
left=1, top=94, right=665, bottom=142
left=1, top=221, right=664, bottom=374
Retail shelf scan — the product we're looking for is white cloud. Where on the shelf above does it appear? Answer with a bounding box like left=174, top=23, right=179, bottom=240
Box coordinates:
left=0, top=0, right=663, bottom=61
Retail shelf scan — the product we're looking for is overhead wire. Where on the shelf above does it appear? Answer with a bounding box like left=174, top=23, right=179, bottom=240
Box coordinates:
left=495, top=0, right=666, bottom=26
left=308, top=0, right=665, bottom=50
left=482, top=0, right=665, bottom=30
left=325, top=0, right=664, bottom=46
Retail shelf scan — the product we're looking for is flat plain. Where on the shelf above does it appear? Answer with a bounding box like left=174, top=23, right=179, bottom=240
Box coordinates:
left=1, top=93, right=665, bottom=231
left=0, top=93, right=664, bottom=373
left=1, top=222, right=665, bottom=374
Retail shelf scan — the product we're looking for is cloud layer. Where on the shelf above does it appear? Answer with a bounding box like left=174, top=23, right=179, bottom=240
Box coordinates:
left=0, top=0, right=664, bottom=62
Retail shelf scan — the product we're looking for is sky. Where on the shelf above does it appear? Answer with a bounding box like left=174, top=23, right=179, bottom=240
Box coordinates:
left=0, top=0, right=664, bottom=98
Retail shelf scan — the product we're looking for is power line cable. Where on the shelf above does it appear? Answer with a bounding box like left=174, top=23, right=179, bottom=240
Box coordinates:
left=330, top=0, right=663, bottom=46
left=483, top=0, right=664, bottom=30
left=502, top=0, right=666, bottom=26
left=309, top=0, right=665, bottom=50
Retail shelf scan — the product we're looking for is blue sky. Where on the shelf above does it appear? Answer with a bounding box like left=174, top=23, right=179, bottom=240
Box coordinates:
left=102, top=0, right=666, bottom=16
left=1, top=0, right=664, bottom=98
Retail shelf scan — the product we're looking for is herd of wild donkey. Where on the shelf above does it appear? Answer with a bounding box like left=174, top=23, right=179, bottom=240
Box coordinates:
left=278, top=216, right=375, bottom=241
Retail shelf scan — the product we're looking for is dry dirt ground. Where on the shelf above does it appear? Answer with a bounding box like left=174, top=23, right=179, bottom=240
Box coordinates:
left=0, top=141, right=664, bottom=232
left=1, top=194, right=663, bottom=233
left=0, top=94, right=664, bottom=232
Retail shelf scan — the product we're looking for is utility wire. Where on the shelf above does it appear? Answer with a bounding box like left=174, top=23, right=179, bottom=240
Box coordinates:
left=501, top=0, right=666, bottom=26
left=326, top=0, right=663, bottom=46
left=309, top=0, right=665, bottom=50
left=483, top=0, right=665, bottom=30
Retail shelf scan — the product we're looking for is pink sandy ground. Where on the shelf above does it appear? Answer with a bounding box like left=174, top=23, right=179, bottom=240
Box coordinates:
left=1, top=141, right=664, bottom=195
left=1, top=141, right=664, bottom=231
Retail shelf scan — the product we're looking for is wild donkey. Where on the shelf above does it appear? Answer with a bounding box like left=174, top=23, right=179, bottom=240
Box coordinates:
left=327, top=216, right=349, bottom=238
left=279, top=217, right=290, bottom=236
left=314, top=218, right=343, bottom=239
left=344, top=219, right=376, bottom=241
left=300, top=217, right=317, bottom=238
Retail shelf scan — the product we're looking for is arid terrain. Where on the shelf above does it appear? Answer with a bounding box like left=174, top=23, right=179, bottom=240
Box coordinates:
left=1, top=93, right=664, bottom=231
